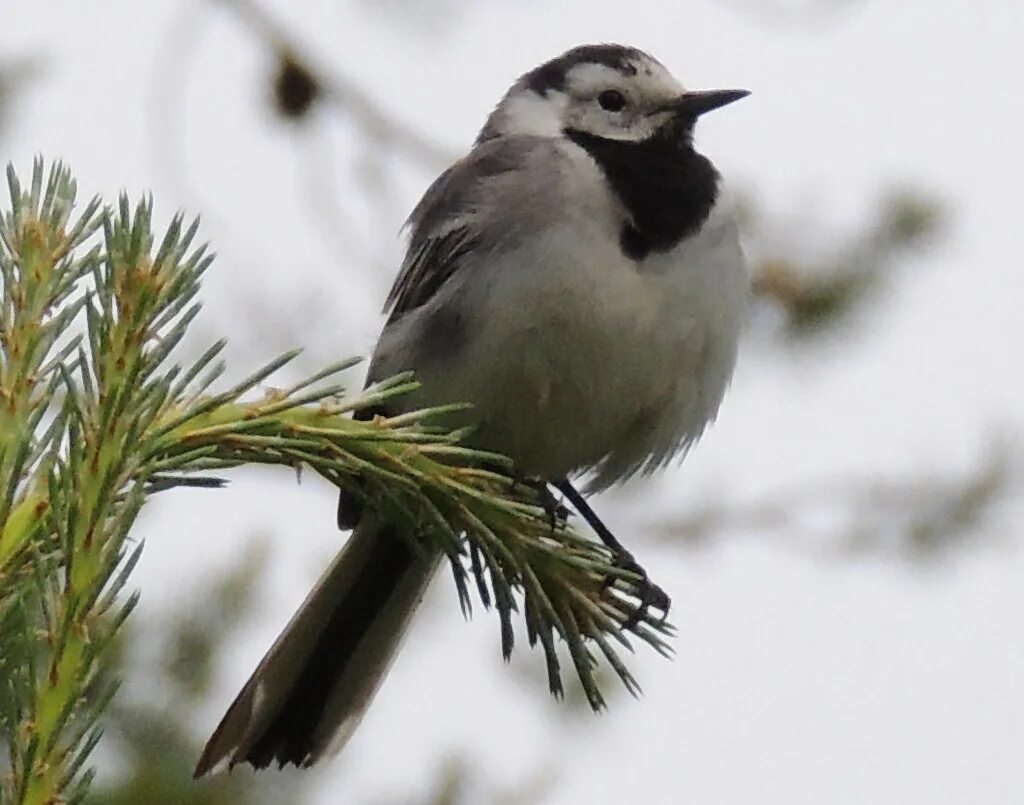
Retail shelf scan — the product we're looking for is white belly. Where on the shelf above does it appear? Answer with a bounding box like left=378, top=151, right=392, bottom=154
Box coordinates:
left=377, top=197, right=748, bottom=488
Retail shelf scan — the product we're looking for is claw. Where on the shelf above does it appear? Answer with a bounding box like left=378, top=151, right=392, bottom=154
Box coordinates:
left=607, top=550, right=671, bottom=629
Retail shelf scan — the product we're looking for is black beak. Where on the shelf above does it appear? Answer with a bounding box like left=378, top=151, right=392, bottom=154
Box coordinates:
left=664, top=89, right=750, bottom=118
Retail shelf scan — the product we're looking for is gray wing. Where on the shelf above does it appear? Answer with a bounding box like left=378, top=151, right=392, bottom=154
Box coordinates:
left=384, top=135, right=558, bottom=322
left=343, top=139, right=560, bottom=527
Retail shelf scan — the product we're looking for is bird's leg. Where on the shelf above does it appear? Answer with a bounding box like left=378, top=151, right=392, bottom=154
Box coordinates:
left=512, top=474, right=569, bottom=531
left=553, top=479, right=670, bottom=627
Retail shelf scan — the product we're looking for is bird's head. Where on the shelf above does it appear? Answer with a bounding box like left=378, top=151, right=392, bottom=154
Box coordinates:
left=479, top=44, right=748, bottom=145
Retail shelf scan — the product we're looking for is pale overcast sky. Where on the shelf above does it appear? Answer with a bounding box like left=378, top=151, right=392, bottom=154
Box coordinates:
left=3, top=1, right=1024, bottom=803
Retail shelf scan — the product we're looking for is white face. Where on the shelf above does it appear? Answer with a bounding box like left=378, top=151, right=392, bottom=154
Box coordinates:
left=484, top=50, right=687, bottom=144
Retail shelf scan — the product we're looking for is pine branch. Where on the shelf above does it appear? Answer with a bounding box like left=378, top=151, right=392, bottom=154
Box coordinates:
left=0, top=160, right=673, bottom=802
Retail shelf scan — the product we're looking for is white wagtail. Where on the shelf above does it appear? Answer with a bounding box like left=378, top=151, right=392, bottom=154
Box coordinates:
left=195, top=43, right=748, bottom=776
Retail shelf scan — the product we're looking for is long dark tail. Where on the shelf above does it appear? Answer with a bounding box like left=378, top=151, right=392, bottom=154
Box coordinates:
left=194, top=518, right=438, bottom=776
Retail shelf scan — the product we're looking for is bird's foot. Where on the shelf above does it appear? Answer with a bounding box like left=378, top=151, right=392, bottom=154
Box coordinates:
left=605, top=549, right=671, bottom=629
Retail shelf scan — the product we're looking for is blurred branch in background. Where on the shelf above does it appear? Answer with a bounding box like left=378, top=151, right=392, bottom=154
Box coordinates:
left=0, top=57, right=44, bottom=143
left=654, top=436, right=1018, bottom=560
left=215, top=0, right=451, bottom=165
left=150, top=0, right=451, bottom=215
left=745, top=187, right=945, bottom=340
left=148, top=0, right=458, bottom=367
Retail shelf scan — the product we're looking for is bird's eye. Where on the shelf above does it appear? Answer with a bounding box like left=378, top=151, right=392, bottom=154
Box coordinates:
left=597, top=90, right=627, bottom=112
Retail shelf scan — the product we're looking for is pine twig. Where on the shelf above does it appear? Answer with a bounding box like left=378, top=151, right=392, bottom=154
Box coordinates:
left=0, top=160, right=673, bottom=802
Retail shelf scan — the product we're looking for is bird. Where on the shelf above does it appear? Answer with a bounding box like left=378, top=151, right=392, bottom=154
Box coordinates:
left=195, top=42, right=749, bottom=777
